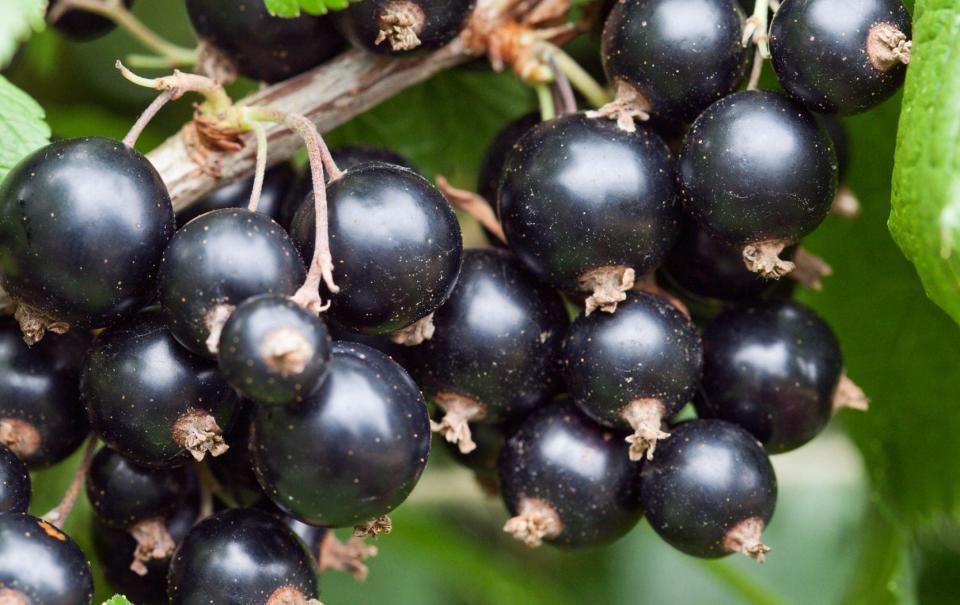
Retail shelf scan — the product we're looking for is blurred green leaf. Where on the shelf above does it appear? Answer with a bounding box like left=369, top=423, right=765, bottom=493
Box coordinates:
left=0, top=0, right=46, bottom=69
left=263, top=0, right=357, bottom=17
left=0, top=74, right=50, bottom=183
left=888, top=0, right=960, bottom=325
left=102, top=596, right=135, bottom=605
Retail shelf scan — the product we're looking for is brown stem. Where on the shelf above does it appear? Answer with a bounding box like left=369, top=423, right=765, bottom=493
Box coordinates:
left=503, top=497, right=561, bottom=547
left=547, top=54, right=577, bottom=114
left=788, top=248, right=833, bottom=290
left=42, top=436, right=98, bottom=528
left=318, top=532, right=379, bottom=582
left=436, top=176, right=506, bottom=243
left=124, top=88, right=179, bottom=149
left=429, top=392, right=486, bottom=454
left=246, top=119, right=269, bottom=212
left=833, top=373, right=869, bottom=412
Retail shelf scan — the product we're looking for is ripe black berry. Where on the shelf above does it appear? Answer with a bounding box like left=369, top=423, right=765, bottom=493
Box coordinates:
left=0, top=513, right=94, bottom=605
left=168, top=508, right=320, bottom=605
left=678, top=90, right=837, bottom=277
left=695, top=299, right=862, bottom=453
left=159, top=208, right=305, bottom=357
left=769, top=0, right=912, bottom=115
left=51, top=0, right=134, bottom=41
left=337, top=0, right=475, bottom=55
left=81, top=310, right=239, bottom=467
left=409, top=248, right=568, bottom=453
left=641, top=420, right=777, bottom=561
left=499, top=399, right=644, bottom=548
left=209, top=402, right=262, bottom=499
left=0, top=138, right=175, bottom=336
left=477, top=112, right=538, bottom=205
left=176, top=163, right=295, bottom=228
left=602, top=0, right=749, bottom=122
left=186, top=0, right=345, bottom=83
left=290, top=163, right=462, bottom=336
left=218, top=294, right=332, bottom=406
left=326, top=320, right=411, bottom=367
left=0, top=317, right=89, bottom=469
left=0, top=444, right=30, bottom=514
left=562, top=292, right=702, bottom=460
left=499, top=113, right=679, bottom=314
left=251, top=342, right=430, bottom=530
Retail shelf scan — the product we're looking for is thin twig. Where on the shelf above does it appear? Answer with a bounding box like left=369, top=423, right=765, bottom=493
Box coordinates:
left=436, top=176, right=506, bottom=243
left=548, top=55, right=577, bottom=114
left=246, top=119, right=269, bottom=212
left=536, top=84, right=556, bottom=121
left=124, top=88, right=178, bottom=148
left=194, top=461, right=216, bottom=520
left=746, top=47, right=764, bottom=91
left=42, top=436, right=98, bottom=528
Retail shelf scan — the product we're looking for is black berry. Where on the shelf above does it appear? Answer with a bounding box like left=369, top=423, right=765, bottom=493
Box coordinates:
left=186, top=0, right=345, bottom=83
left=218, top=294, right=333, bottom=406
left=769, top=0, right=912, bottom=115
left=640, top=419, right=777, bottom=561
left=51, top=0, right=134, bottom=41
left=499, top=113, right=679, bottom=313
left=602, top=0, right=749, bottom=122
left=562, top=292, right=702, bottom=460
left=290, top=163, right=462, bottom=336
left=159, top=208, right=305, bottom=357
left=0, top=138, right=175, bottom=334
left=409, top=248, right=568, bottom=453
left=209, top=401, right=263, bottom=499
left=326, top=320, right=412, bottom=368
left=499, top=399, right=644, bottom=548
left=477, top=112, right=539, bottom=205
left=176, top=163, right=295, bottom=228
left=0, top=444, right=30, bottom=514
left=0, top=513, right=94, bottom=605
left=251, top=342, right=430, bottom=529
left=337, top=0, right=475, bottom=55
left=168, top=508, right=320, bottom=605
left=81, top=310, right=239, bottom=467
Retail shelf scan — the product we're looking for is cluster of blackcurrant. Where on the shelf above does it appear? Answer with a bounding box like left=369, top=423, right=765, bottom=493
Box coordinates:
left=1, top=0, right=909, bottom=602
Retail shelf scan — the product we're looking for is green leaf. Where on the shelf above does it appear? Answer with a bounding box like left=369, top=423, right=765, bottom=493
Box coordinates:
left=0, top=75, right=50, bottom=184
left=102, top=596, right=135, bottom=605
left=263, top=0, right=358, bottom=17
left=888, top=0, right=960, bottom=326
left=0, top=0, right=46, bottom=69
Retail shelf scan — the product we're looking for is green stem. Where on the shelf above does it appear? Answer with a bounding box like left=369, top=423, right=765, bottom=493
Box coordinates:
left=536, top=84, right=556, bottom=121
left=697, top=559, right=790, bottom=605
left=537, top=42, right=611, bottom=109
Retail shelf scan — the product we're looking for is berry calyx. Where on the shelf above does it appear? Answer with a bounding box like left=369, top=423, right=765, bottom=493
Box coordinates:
left=502, top=497, right=561, bottom=548
left=338, top=0, right=476, bottom=56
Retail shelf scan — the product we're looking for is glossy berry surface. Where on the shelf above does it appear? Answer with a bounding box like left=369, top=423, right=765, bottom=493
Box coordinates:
left=0, top=317, right=89, bottom=469
left=661, top=223, right=797, bottom=302
left=640, top=420, right=777, bottom=559
left=186, top=0, right=344, bottom=83
left=251, top=342, right=430, bottom=527
left=0, top=137, right=175, bottom=328
left=51, top=0, right=133, bottom=41
left=159, top=208, right=305, bottom=357
left=0, top=444, right=30, bottom=514
left=327, top=320, right=412, bottom=368
left=678, top=90, right=837, bottom=246
left=209, top=402, right=262, bottom=498
left=602, top=0, right=749, bottom=122
left=817, top=114, right=850, bottom=182
left=81, top=310, right=239, bottom=468
left=478, top=113, right=539, bottom=205
left=499, top=113, right=679, bottom=292
left=409, top=248, right=568, bottom=422
left=695, top=299, right=843, bottom=453
left=498, top=399, right=644, bottom=547
left=290, top=163, right=462, bottom=334
left=770, top=0, right=912, bottom=115
left=86, top=446, right=191, bottom=529
left=0, top=513, right=94, bottom=605
left=176, top=163, right=295, bottom=227
left=218, top=294, right=333, bottom=406
left=562, top=292, right=702, bottom=427
left=337, top=0, right=475, bottom=56
left=168, top=508, right=319, bottom=605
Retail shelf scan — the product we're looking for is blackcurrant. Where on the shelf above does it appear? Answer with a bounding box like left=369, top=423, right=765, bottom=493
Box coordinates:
left=477, top=113, right=539, bottom=205
left=408, top=248, right=568, bottom=453
left=661, top=222, right=797, bottom=303
left=209, top=401, right=263, bottom=499
left=251, top=342, right=430, bottom=530
left=498, top=113, right=679, bottom=314
left=51, top=0, right=134, bottom=41
left=326, top=320, right=411, bottom=367
left=498, top=399, right=644, bottom=548
left=0, top=138, right=175, bottom=336
left=218, top=294, right=332, bottom=406
left=562, top=292, right=702, bottom=461
left=290, top=163, right=462, bottom=336
left=0, top=513, right=94, bottom=605
left=0, top=444, right=29, bottom=514
left=602, top=0, right=749, bottom=122
left=186, top=0, right=345, bottom=83
left=81, top=310, right=240, bottom=467
left=695, top=299, right=861, bottom=453
left=168, top=508, right=320, bottom=605
left=640, top=419, right=777, bottom=561
left=678, top=90, right=837, bottom=277
left=817, top=114, right=849, bottom=182
left=159, top=208, right=306, bottom=357
left=337, top=0, right=476, bottom=55
left=0, top=317, right=90, bottom=469
left=176, top=163, right=295, bottom=228
left=769, top=0, right=912, bottom=115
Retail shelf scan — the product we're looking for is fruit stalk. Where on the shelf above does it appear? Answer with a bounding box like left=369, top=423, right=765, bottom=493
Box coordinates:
left=42, top=436, right=98, bottom=528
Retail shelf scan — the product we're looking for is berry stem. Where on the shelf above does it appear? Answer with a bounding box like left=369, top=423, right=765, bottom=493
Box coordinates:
left=536, top=83, right=556, bottom=121
left=435, top=176, right=506, bottom=243
left=746, top=46, right=764, bottom=91
left=123, top=88, right=178, bottom=149
left=195, top=460, right=217, bottom=520
left=741, top=0, right=771, bottom=59
left=246, top=119, right=269, bottom=213
left=49, top=0, right=197, bottom=67
left=547, top=55, right=577, bottom=115
left=536, top=41, right=611, bottom=109
left=788, top=247, right=833, bottom=290
left=116, top=61, right=233, bottom=114
left=42, top=436, right=98, bottom=528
